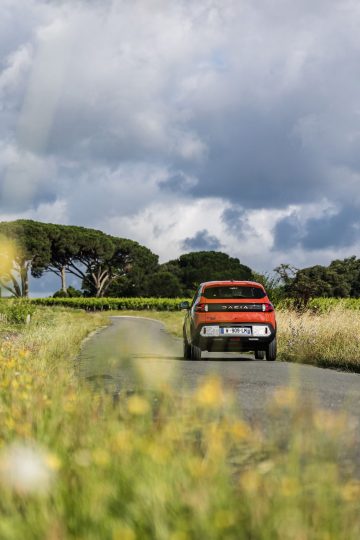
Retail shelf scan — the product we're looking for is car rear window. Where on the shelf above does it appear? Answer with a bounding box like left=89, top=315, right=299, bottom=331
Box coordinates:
left=203, top=286, right=266, bottom=299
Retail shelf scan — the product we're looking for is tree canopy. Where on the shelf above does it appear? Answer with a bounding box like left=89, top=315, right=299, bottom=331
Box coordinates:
left=0, top=220, right=51, bottom=297
left=0, top=220, right=161, bottom=297
left=162, top=251, right=253, bottom=296
left=280, top=256, right=360, bottom=304
left=84, top=237, right=159, bottom=297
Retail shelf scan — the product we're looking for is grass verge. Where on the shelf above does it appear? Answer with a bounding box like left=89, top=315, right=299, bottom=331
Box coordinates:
left=0, top=307, right=359, bottom=539
left=277, top=307, right=360, bottom=371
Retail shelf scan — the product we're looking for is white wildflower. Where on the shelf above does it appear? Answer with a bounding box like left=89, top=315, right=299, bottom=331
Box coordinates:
left=0, top=442, right=58, bottom=495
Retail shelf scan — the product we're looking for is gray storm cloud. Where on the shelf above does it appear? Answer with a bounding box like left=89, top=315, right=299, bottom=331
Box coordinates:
left=181, top=229, right=223, bottom=251
left=0, top=0, right=360, bottom=275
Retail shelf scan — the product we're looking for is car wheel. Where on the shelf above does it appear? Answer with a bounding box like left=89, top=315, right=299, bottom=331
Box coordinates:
left=183, top=338, right=192, bottom=359
left=255, top=350, right=265, bottom=360
left=191, top=344, right=202, bottom=360
left=266, top=337, right=277, bottom=361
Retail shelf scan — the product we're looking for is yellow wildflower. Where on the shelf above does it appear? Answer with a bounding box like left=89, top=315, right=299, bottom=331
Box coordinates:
left=112, top=523, right=136, bottom=540
left=240, top=470, right=261, bottom=494
left=147, top=443, right=169, bottom=464
left=272, top=387, right=297, bottom=407
left=45, top=453, right=61, bottom=471
left=169, top=532, right=189, bottom=540
left=92, top=448, right=110, bottom=467
left=112, top=430, right=133, bottom=454
left=230, top=420, right=251, bottom=441
left=127, top=395, right=150, bottom=415
left=195, top=376, right=223, bottom=407
left=280, top=477, right=299, bottom=497
left=214, top=509, right=235, bottom=529
left=341, top=481, right=360, bottom=502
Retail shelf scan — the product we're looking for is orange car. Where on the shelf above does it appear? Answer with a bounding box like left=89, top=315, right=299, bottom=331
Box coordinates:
left=181, top=280, right=277, bottom=361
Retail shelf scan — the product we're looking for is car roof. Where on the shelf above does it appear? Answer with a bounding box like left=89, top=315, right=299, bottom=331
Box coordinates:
left=200, top=280, right=265, bottom=289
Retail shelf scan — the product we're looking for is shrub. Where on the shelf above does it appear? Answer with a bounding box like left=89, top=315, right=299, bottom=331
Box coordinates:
left=0, top=299, right=36, bottom=324
left=53, top=286, right=83, bottom=298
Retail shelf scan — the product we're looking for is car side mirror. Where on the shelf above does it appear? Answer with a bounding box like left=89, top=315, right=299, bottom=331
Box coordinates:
left=179, top=301, right=190, bottom=310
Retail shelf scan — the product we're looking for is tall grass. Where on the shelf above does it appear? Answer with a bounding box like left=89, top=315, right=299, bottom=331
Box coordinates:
left=0, top=308, right=359, bottom=538
left=277, top=306, right=360, bottom=371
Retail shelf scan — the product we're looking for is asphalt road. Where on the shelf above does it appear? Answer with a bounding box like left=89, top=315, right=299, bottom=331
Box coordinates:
left=78, top=316, right=360, bottom=428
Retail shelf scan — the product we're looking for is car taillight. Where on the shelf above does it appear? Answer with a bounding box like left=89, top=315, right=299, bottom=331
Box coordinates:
left=195, top=303, right=208, bottom=312
left=261, top=303, right=274, bottom=312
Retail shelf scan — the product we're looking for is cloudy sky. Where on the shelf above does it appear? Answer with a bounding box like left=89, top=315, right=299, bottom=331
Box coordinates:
left=1, top=0, right=360, bottom=289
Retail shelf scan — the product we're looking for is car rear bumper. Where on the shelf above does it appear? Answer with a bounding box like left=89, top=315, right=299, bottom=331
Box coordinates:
left=194, top=323, right=276, bottom=352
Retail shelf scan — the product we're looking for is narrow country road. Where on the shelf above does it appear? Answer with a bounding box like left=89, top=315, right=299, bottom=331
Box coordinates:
left=78, top=316, right=360, bottom=428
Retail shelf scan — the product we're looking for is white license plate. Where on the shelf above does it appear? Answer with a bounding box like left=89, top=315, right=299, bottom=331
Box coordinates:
left=221, top=327, right=251, bottom=335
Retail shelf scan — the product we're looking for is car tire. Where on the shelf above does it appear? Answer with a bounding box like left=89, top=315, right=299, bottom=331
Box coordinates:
left=266, top=337, right=277, bottom=361
left=191, top=344, right=202, bottom=360
left=183, top=338, right=192, bottom=360
left=255, top=350, right=265, bottom=360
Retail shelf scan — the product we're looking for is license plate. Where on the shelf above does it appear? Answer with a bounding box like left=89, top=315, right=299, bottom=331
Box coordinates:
left=220, top=327, right=251, bottom=335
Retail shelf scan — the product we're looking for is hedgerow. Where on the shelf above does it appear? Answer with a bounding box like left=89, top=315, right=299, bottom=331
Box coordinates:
left=277, top=297, right=360, bottom=312
left=30, top=296, right=190, bottom=311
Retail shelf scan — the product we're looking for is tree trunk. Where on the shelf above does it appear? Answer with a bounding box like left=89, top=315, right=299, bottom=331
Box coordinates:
left=11, top=274, right=22, bottom=297
left=92, top=268, right=110, bottom=297
left=61, top=266, right=67, bottom=294
left=0, top=278, right=18, bottom=297
left=20, top=261, right=30, bottom=298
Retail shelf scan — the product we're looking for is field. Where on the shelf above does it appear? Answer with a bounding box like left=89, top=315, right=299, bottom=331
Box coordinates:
left=0, top=305, right=359, bottom=539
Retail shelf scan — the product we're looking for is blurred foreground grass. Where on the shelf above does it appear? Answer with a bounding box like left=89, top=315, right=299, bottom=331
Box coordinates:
left=0, top=307, right=359, bottom=539
left=117, top=306, right=360, bottom=372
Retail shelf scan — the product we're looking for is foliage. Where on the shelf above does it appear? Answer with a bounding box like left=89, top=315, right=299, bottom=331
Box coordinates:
left=0, top=220, right=51, bottom=297
left=251, top=271, right=286, bottom=305
left=48, top=225, right=130, bottom=297
left=53, top=286, right=83, bottom=298
left=273, top=263, right=297, bottom=285
left=163, top=251, right=253, bottom=296
left=282, top=256, right=360, bottom=304
left=145, top=270, right=183, bottom=298
left=0, top=220, right=161, bottom=298
left=31, top=296, right=190, bottom=311
left=0, top=299, right=36, bottom=324
left=277, top=296, right=360, bottom=313
left=102, top=239, right=159, bottom=297
left=0, top=308, right=359, bottom=538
